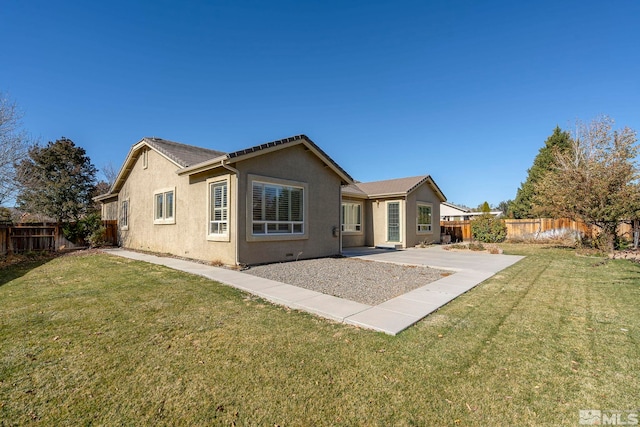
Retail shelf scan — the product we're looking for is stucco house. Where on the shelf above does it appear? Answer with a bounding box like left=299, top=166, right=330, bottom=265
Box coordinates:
left=96, top=135, right=353, bottom=265
left=97, top=134, right=447, bottom=265
left=341, top=176, right=446, bottom=249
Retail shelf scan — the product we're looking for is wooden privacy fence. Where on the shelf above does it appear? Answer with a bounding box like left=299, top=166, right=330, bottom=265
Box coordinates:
left=0, top=221, right=119, bottom=256
left=440, top=218, right=634, bottom=242
left=103, top=220, right=118, bottom=246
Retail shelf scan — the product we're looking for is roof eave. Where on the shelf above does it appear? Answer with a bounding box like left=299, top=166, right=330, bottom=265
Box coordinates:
left=93, top=193, right=118, bottom=203
left=178, top=154, right=229, bottom=176
left=180, top=135, right=354, bottom=185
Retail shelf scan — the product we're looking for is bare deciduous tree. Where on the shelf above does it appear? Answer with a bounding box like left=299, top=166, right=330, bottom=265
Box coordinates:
left=534, top=116, right=640, bottom=252
left=0, top=92, right=32, bottom=205
left=101, top=161, right=118, bottom=187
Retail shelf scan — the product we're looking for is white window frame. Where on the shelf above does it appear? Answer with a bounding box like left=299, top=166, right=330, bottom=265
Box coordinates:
left=341, top=201, right=363, bottom=233
left=120, top=199, right=129, bottom=230
left=153, top=187, right=175, bottom=225
left=417, top=202, right=433, bottom=234
left=207, top=176, right=230, bottom=242
left=386, top=201, right=402, bottom=242
left=142, top=148, right=148, bottom=169
left=246, top=174, right=308, bottom=242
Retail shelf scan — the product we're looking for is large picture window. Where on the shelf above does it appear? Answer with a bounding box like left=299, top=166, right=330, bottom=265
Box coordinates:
left=154, top=188, right=175, bottom=224
left=417, top=203, right=433, bottom=233
left=209, top=180, right=228, bottom=235
left=341, top=202, right=362, bottom=232
left=252, top=181, right=303, bottom=235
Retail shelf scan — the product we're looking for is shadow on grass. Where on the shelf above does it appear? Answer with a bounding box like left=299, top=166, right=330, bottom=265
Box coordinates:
left=0, top=254, right=57, bottom=287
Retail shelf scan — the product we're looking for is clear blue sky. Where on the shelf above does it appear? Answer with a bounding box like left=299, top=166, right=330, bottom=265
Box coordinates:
left=2, top=0, right=639, bottom=208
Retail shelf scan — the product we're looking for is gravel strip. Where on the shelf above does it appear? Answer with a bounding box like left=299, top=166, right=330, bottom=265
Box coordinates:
left=243, top=257, right=453, bottom=305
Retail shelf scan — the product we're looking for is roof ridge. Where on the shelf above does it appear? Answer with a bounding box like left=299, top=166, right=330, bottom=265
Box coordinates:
left=143, top=136, right=225, bottom=154
left=356, top=175, right=428, bottom=185
left=143, top=137, right=226, bottom=168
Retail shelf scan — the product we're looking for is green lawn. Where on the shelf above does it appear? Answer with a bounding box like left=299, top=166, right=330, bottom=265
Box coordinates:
left=1, top=246, right=639, bottom=425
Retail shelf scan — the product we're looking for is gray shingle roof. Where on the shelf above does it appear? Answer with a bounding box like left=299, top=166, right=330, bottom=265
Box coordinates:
left=144, top=137, right=226, bottom=168
left=341, top=183, right=368, bottom=197
left=343, top=175, right=446, bottom=201
left=351, top=175, right=430, bottom=196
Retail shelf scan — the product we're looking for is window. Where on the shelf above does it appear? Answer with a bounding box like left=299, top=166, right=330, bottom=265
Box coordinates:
left=209, top=180, right=228, bottom=235
left=154, top=188, right=175, bottom=224
left=252, top=181, right=303, bottom=235
left=387, top=202, right=400, bottom=242
left=417, top=203, right=433, bottom=233
left=142, top=149, right=148, bottom=169
left=341, top=202, right=362, bottom=232
left=121, top=199, right=129, bottom=230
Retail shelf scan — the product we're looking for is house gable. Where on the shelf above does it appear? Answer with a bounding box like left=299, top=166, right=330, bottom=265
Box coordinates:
left=179, top=134, right=353, bottom=186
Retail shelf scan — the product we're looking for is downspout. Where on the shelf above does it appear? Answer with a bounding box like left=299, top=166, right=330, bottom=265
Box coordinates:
left=221, top=159, right=240, bottom=266
left=339, top=188, right=343, bottom=255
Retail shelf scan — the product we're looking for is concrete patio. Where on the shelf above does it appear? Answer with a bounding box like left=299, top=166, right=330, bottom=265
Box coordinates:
left=103, top=246, right=524, bottom=335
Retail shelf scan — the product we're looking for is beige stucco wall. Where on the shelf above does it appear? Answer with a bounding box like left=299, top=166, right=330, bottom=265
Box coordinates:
left=234, top=144, right=342, bottom=265
left=367, top=198, right=406, bottom=247
left=405, top=183, right=442, bottom=247
left=357, top=182, right=443, bottom=248
left=101, top=200, right=118, bottom=221
left=340, top=196, right=366, bottom=248
left=117, top=148, right=236, bottom=265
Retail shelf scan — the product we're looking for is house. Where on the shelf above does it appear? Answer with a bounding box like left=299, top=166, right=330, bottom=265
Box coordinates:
left=341, top=176, right=446, bottom=249
left=440, top=201, right=503, bottom=221
left=96, top=134, right=448, bottom=265
left=96, top=135, right=353, bottom=266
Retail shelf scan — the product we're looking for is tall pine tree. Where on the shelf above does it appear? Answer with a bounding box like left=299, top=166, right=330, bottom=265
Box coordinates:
left=510, top=126, right=571, bottom=218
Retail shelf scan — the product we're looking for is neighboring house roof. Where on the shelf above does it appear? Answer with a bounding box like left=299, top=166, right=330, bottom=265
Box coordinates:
left=95, top=134, right=353, bottom=201
left=440, top=201, right=504, bottom=219
left=441, top=201, right=471, bottom=213
left=343, top=175, right=446, bottom=201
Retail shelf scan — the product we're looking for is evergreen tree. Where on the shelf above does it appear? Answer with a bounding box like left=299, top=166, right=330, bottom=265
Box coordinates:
left=15, top=137, right=97, bottom=223
left=510, top=126, right=571, bottom=218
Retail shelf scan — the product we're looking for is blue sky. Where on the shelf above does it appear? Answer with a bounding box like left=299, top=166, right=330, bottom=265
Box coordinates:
left=2, top=0, right=639, bottom=208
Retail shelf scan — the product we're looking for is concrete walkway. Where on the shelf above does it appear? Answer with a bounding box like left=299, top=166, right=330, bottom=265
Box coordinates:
left=102, top=247, right=524, bottom=335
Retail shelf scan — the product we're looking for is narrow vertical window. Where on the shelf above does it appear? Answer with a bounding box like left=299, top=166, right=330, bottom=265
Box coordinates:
left=155, top=193, right=164, bottom=220
left=209, top=181, right=228, bottom=235
left=121, top=199, right=129, bottom=229
left=387, top=202, right=400, bottom=242
left=165, top=191, right=174, bottom=219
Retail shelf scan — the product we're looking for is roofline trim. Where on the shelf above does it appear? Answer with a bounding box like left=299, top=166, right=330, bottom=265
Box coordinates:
left=179, top=135, right=354, bottom=184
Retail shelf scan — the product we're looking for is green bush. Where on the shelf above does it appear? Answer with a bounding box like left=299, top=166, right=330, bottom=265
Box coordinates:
left=471, top=214, right=507, bottom=243
left=61, top=213, right=105, bottom=246
left=87, top=226, right=107, bottom=248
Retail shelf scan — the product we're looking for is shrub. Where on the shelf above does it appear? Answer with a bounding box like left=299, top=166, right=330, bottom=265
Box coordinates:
left=87, top=226, right=107, bottom=248
left=471, top=214, right=507, bottom=243
left=62, top=213, right=106, bottom=246
left=468, top=242, right=485, bottom=251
